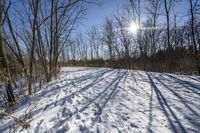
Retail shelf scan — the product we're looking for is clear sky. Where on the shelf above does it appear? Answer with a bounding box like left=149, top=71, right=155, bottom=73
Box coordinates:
left=78, top=0, right=190, bottom=32
left=79, top=0, right=122, bottom=32
left=10, top=0, right=191, bottom=33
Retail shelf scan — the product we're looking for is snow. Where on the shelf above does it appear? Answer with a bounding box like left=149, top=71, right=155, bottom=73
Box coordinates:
left=0, top=67, right=200, bottom=133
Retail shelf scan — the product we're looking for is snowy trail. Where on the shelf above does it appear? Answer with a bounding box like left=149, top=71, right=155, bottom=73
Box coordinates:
left=0, top=67, right=200, bottom=133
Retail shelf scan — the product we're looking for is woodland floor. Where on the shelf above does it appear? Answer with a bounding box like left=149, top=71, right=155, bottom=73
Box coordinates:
left=0, top=67, right=200, bottom=133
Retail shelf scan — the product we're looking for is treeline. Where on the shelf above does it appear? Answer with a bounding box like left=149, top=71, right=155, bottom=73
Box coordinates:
left=62, top=0, right=200, bottom=75
left=64, top=46, right=198, bottom=74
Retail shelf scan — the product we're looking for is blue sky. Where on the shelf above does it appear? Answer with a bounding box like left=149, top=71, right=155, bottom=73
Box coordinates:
left=79, top=0, right=122, bottom=32
left=10, top=0, right=191, bottom=33
left=78, top=0, right=190, bottom=32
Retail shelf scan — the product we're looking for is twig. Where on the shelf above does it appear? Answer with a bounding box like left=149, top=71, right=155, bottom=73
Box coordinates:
left=0, top=112, right=30, bottom=129
left=11, top=103, right=38, bottom=132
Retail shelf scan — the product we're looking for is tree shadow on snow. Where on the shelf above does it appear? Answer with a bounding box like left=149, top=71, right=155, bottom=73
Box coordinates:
left=147, top=80, right=154, bottom=133
left=146, top=72, right=187, bottom=133
left=91, top=70, right=127, bottom=124
left=164, top=74, right=200, bottom=95
left=150, top=73, right=200, bottom=130
left=14, top=69, right=113, bottom=113
left=29, top=69, right=128, bottom=131
left=30, top=69, right=116, bottom=114
left=186, top=76, right=200, bottom=83
left=38, top=69, right=113, bottom=99
left=1, top=69, right=114, bottom=132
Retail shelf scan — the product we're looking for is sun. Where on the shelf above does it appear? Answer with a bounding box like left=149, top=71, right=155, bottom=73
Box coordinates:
left=128, top=22, right=139, bottom=33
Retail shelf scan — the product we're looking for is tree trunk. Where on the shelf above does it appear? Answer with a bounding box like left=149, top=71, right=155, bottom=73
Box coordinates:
left=0, top=0, right=15, bottom=106
left=189, top=0, right=197, bottom=53
left=189, top=0, right=200, bottom=75
left=28, top=0, right=40, bottom=95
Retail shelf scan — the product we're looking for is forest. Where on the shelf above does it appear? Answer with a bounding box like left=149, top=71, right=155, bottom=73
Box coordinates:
left=0, top=0, right=200, bottom=132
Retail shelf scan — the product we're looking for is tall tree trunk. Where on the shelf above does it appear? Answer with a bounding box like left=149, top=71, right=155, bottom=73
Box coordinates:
left=28, top=0, right=40, bottom=95
left=4, top=10, right=28, bottom=78
left=164, top=0, right=174, bottom=73
left=48, top=0, right=54, bottom=82
left=164, top=0, right=171, bottom=48
left=189, top=0, right=200, bottom=75
left=0, top=0, right=15, bottom=106
left=53, top=0, right=59, bottom=77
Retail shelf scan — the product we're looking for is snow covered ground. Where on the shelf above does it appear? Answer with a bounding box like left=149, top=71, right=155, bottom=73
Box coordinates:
left=0, top=67, right=200, bottom=133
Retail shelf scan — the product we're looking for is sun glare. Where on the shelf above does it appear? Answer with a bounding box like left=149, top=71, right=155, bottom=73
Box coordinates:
left=128, top=22, right=139, bottom=33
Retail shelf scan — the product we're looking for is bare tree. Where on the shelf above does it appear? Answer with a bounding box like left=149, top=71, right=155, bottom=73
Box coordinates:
left=114, top=12, right=131, bottom=68
left=28, top=0, right=40, bottom=95
left=88, top=26, right=101, bottom=60
left=103, top=18, right=115, bottom=60
left=146, top=0, right=161, bottom=70
left=146, top=0, right=161, bottom=54
left=0, top=0, right=15, bottom=106
left=189, top=0, right=200, bottom=75
left=163, top=0, right=175, bottom=49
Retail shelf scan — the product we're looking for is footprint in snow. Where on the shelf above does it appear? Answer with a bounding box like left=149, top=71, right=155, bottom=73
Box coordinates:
left=67, top=97, right=73, bottom=104
left=56, top=94, right=60, bottom=99
left=62, top=108, right=72, bottom=118
left=55, top=99, right=65, bottom=106
left=76, top=113, right=81, bottom=119
left=61, top=108, right=67, bottom=116
left=55, top=123, right=69, bottom=133
left=49, top=115, right=57, bottom=122
left=130, top=123, right=139, bottom=128
left=43, top=103, right=54, bottom=111
left=121, top=115, right=130, bottom=121
left=79, top=125, right=90, bottom=133
left=53, top=118, right=66, bottom=128
left=34, top=120, right=44, bottom=133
